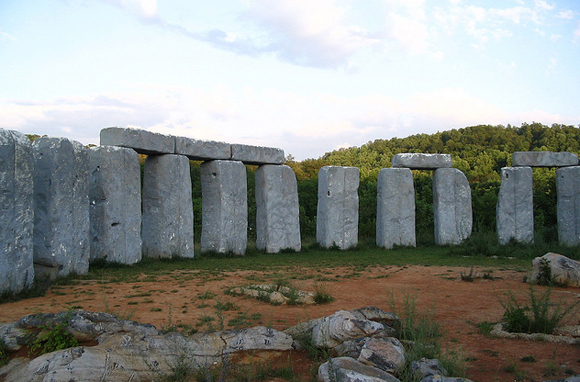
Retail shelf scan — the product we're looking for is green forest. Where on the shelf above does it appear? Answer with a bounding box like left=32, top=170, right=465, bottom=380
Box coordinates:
left=190, top=122, right=580, bottom=245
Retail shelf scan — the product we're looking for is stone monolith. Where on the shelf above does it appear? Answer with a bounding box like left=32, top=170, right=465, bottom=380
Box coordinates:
left=33, top=137, right=90, bottom=277
left=142, top=154, right=194, bottom=258
left=317, top=166, right=359, bottom=249
left=0, top=129, right=35, bottom=293
left=433, top=168, right=472, bottom=245
left=255, top=165, right=301, bottom=253
left=556, top=166, right=580, bottom=246
left=200, top=160, right=247, bottom=255
left=376, top=168, right=416, bottom=249
left=496, top=166, right=534, bottom=245
left=89, top=146, right=142, bottom=264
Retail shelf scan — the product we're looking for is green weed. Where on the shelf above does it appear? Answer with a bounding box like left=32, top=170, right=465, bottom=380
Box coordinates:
left=0, top=338, right=8, bottom=366
left=500, top=286, right=580, bottom=334
left=28, top=320, right=79, bottom=356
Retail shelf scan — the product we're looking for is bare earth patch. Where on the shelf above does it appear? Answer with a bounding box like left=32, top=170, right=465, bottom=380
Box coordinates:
left=1, top=264, right=579, bottom=381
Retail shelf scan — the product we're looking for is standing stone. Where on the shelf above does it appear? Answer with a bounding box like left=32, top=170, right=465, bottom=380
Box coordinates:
left=376, top=168, right=416, bottom=249
left=0, top=129, right=35, bottom=293
left=89, top=146, right=142, bottom=264
left=33, top=137, right=90, bottom=277
left=496, top=167, right=534, bottom=245
left=433, top=168, right=472, bottom=245
left=317, top=166, right=359, bottom=249
left=556, top=166, right=580, bottom=246
left=200, top=160, right=247, bottom=255
left=255, top=165, right=301, bottom=253
left=142, top=154, right=194, bottom=258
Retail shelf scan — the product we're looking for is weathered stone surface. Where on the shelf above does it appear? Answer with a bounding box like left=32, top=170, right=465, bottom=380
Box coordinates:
left=174, top=136, right=231, bottom=160
left=89, top=146, right=142, bottom=264
left=358, top=337, right=405, bottom=374
left=230, top=143, right=284, bottom=165
left=376, top=168, right=416, bottom=249
left=412, top=358, right=448, bottom=379
left=0, top=310, right=294, bottom=382
left=528, top=252, right=580, bottom=287
left=496, top=167, right=534, bottom=245
left=33, top=137, right=90, bottom=277
left=433, top=168, right=472, bottom=245
left=201, top=160, right=247, bottom=255
left=318, top=357, right=401, bottom=382
left=255, top=165, right=301, bottom=253
left=317, top=166, right=359, bottom=249
left=557, top=166, right=580, bottom=246
left=312, top=310, right=384, bottom=348
left=392, top=153, right=452, bottom=169
left=100, top=126, right=174, bottom=155
left=0, top=129, right=35, bottom=293
left=513, top=151, right=578, bottom=167
left=142, top=154, right=194, bottom=258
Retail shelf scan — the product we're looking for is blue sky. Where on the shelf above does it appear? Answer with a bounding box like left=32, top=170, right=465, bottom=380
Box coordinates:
left=1, top=0, right=579, bottom=160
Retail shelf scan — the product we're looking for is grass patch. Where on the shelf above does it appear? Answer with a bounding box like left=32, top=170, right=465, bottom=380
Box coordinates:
left=500, top=286, right=580, bottom=334
left=388, top=291, right=466, bottom=382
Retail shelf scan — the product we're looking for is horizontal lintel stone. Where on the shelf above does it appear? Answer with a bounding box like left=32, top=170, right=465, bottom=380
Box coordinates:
left=174, top=136, right=231, bottom=161
left=100, top=128, right=284, bottom=165
left=512, top=151, right=579, bottom=167
left=392, top=153, right=452, bottom=169
left=100, top=127, right=174, bottom=155
left=231, top=143, right=285, bottom=165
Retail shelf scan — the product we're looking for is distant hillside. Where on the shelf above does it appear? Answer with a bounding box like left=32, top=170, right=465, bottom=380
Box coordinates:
left=288, top=122, right=580, bottom=181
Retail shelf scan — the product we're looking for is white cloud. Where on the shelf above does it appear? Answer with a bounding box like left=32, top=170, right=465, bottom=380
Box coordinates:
left=556, top=10, right=575, bottom=20
left=242, top=0, right=380, bottom=68
left=104, top=0, right=158, bottom=18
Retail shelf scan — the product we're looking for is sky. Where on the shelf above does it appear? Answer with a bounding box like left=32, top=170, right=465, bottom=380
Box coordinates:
left=1, top=0, right=579, bottom=160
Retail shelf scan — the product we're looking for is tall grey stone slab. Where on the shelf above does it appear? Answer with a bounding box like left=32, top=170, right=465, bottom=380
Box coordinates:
left=33, top=137, right=90, bottom=277
left=174, top=136, right=231, bottom=161
left=255, top=165, right=301, bottom=253
left=0, top=129, right=35, bottom=293
left=142, top=154, right=194, bottom=258
left=496, top=167, right=534, bottom=245
left=230, top=144, right=285, bottom=165
left=376, top=168, right=416, bottom=249
left=200, top=160, right=248, bottom=255
left=317, top=166, right=359, bottom=249
left=392, top=153, right=452, bottom=169
left=556, top=166, right=580, bottom=246
left=513, top=151, right=578, bottom=167
left=100, top=127, right=174, bottom=155
left=433, top=168, right=472, bottom=245
left=89, top=146, right=142, bottom=264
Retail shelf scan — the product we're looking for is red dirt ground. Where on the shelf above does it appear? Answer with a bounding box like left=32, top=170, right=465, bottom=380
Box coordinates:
left=1, top=265, right=579, bottom=382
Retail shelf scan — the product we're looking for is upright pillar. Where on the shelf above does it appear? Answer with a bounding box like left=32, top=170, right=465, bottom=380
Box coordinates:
left=376, top=168, right=416, bottom=249
left=556, top=166, right=580, bottom=246
left=33, top=137, right=90, bottom=277
left=496, top=166, right=534, bottom=244
left=317, top=166, right=359, bottom=249
left=142, top=154, right=194, bottom=258
left=255, top=165, right=301, bottom=253
left=0, top=129, right=35, bottom=293
left=200, top=160, right=248, bottom=255
left=433, top=168, right=472, bottom=245
left=89, top=146, right=142, bottom=264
